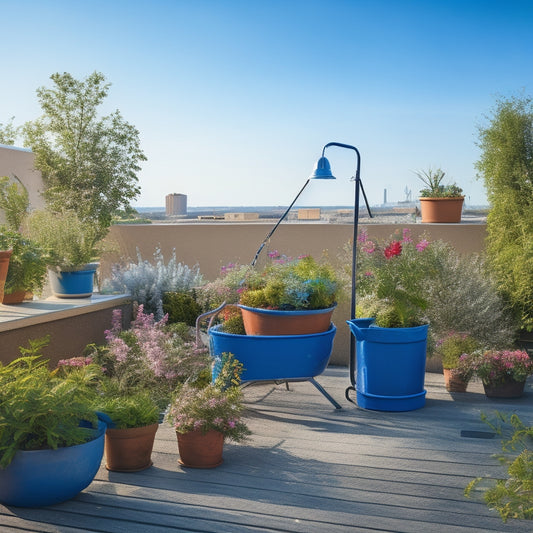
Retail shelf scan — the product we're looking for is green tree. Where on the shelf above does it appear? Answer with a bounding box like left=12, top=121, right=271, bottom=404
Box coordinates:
left=476, top=95, right=533, bottom=331
left=23, top=72, right=146, bottom=238
left=0, top=117, right=19, bottom=145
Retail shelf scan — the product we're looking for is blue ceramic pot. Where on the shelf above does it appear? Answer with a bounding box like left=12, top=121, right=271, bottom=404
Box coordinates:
left=347, top=318, right=429, bottom=412
left=209, top=323, right=336, bottom=382
left=48, top=264, right=98, bottom=298
left=0, top=420, right=106, bottom=507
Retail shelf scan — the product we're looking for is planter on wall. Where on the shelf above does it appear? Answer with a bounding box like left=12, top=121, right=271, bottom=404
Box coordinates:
left=0, top=419, right=106, bottom=507
left=49, top=263, right=98, bottom=298
left=346, top=318, right=429, bottom=412
left=419, top=197, right=464, bottom=223
left=0, top=249, right=13, bottom=303
left=239, top=304, right=336, bottom=336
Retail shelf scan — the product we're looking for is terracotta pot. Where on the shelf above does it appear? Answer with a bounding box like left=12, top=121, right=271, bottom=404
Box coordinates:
left=419, top=197, right=464, bottom=223
left=239, top=305, right=336, bottom=336
left=2, top=290, right=30, bottom=304
left=443, top=368, right=468, bottom=392
left=104, top=423, right=158, bottom=472
left=0, top=249, right=13, bottom=303
left=483, top=379, right=526, bottom=399
left=176, top=429, right=224, bottom=468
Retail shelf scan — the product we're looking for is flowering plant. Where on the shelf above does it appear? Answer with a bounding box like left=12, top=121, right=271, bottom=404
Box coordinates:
left=87, top=305, right=210, bottom=409
left=436, top=332, right=481, bottom=370
left=166, top=353, right=250, bottom=442
left=355, top=228, right=440, bottom=327
left=457, top=349, right=533, bottom=386
left=199, top=252, right=339, bottom=312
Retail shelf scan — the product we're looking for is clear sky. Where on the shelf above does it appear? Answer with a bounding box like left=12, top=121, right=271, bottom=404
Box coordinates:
left=2, top=0, right=532, bottom=208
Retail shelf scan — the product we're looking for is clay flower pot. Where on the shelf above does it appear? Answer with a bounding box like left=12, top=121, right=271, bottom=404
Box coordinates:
left=176, top=430, right=224, bottom=468
left=443, top=368, right=468, bottom=392
left=0, top=249, right=13, bottom=303
left=419, top=197, right=464, bottom=223
left=483, top=379, right=526, bottom=399
left=104, top=424, right=159, bottom=472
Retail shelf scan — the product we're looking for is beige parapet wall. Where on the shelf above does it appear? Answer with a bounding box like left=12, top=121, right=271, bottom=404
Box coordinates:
left=102, top=222, right=487, bottom=366
left=0, top=144, right=45, bottom=223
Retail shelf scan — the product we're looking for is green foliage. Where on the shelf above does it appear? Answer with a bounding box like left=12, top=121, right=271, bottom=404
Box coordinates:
left=0, top=346, right=100, bottom=469
left=102, top=247, right=204, bottom=320
left=234, top=254, right=338, bottom=310
left=24, top=209, right=101, bottom=269
left=437, top=333, right=480, bottom=370
left=163, top=291, right=202, bottom=326
left=0, top=176, right=29, bottom=230
left=94, top=389, right=159, bottom=429
left=166, top=352, right=250, bottom=442
left=0, top=227, right=48, bottom=294
left=0, top=117, right=19, bottom=145
left=415, top=168, right=463, bottom=198
left=465, top=413, right=533, bottom=522
left=476, top=95, right=533, bottom=331
left=22, top=72, right=146, bottom=239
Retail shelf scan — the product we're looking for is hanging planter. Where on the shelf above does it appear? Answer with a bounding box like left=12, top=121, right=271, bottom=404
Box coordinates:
left=0, top=419, right=106, bottom=507
left=176, top=429, right=224, bottom=468
left=239, top=304, right=336, bottom=336
left=347, top=318, right=429, bottom=411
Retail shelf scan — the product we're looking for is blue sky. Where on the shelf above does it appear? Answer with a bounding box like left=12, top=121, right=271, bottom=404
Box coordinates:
left=2, top=0, right=532, bottom=207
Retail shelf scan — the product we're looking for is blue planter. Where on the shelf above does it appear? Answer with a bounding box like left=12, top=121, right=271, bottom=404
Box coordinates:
left=0, top=420, right=106, bottom=507
left=209, top=324, right=336, bottom=382
left=347, top=318, right=429, bottom=412
left=49, top=265, right=97, bottom=298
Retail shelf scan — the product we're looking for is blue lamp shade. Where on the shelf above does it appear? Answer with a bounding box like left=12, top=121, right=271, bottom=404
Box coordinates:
left=309, top=156, right=336, bottom=180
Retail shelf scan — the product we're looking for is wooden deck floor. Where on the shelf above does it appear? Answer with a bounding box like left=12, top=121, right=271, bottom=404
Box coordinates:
left=2, top=368, right=532, bottom=532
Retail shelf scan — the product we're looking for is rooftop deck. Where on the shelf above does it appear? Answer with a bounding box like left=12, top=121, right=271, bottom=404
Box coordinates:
left=2, top=369, right=531, bottom=532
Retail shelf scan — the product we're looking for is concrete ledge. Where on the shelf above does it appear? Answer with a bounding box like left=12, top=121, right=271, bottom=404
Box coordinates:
left=0, top=294, right=132, bottom=366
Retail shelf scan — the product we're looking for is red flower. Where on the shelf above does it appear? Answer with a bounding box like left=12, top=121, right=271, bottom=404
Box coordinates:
left=384, top=240, right=402, bottom=259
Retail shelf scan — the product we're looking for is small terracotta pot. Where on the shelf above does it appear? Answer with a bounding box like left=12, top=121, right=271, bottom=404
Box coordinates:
left=2, top=290, right=29, bottom=304
left=443, top=368, right=468, bottom=392
left=104, top=423, right=158, bottom=472
left=239, top=305, right=335, bottom=336
left=0, top=250, right=13, bottom=303
left=176, top=429, right=224, bottom=468
left=483, top=379, right=526, bottom=399
left=419, top=197, right=464, bottom=223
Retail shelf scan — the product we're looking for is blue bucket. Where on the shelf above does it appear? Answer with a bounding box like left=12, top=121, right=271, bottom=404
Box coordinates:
left=0, top=419, right=106, bottom=507
left=209, top=323, right=336, bottom=382
left=347, top=318, right=428, bottom=411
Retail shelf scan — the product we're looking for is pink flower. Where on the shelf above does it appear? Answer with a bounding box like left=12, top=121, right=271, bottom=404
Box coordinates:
left=384, top=241, right=402, bottom=259
left=402, top=228, right=413, bottom=243
left=416, top=239, right=429, bottom=252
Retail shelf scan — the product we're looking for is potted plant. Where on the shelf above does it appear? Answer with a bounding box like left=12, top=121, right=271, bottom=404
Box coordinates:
left=436, top=332, right=480, bottom=392
left=0, top=248, right=12, bottom=302
left=0, top=227, right=48, bottom=303
left=416, top=168, right=464, bottom=223
left=347, top=229, right=440, bottom=411
left=200, top=252, right=339, bottom=335
left=0, top=341, right=105, bottom=507
left=457, top=349, right=533, bottom=398
left=24, top=209, right=102, bottom=298
left=166, top=352, right=250, bottom=468
left=85, top=305, right=211, bottom=471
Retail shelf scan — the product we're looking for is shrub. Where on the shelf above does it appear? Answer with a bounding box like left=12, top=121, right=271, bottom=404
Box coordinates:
left=162, top=291, right=202, bottom=326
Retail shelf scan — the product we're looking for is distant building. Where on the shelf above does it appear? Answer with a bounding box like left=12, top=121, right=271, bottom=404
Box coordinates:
left=298, top=208, right=321, bottom=220
left=224, top=212, right=259, bottom=221
left=165, top=193, right=187, bottom=216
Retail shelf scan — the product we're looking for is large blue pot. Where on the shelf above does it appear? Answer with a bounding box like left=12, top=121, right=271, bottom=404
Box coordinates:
left=209, top=323, right=336, bottom=381
left=49, top=264, right=97, bottom=298
left=0, top=420, right=106, bottom=507
left=347, top=318, right=429, bottom=412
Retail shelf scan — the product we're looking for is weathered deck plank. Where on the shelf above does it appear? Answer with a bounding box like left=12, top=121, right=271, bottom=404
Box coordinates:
left=1, top=368, right=531, bottom=532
